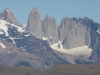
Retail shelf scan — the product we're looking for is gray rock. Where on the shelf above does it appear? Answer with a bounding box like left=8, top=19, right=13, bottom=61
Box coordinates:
left=58, top=18, right=76, bottom=41
left=59, top=18, right=91, bottom=49
left=78, top=17, right=100, bottom=61
left=42, top=15, right=59, bottom=44
left=26, top=7, right=43, bottom=39
left=1, top=8, right=20, bottom=25
left=89, top=30, right=100, bottom=61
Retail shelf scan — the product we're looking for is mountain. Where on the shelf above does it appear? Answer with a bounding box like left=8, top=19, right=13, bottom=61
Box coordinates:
left=59, top=17, right=91, bottom=49
left=42, top=15, right=59, bottom=44
left=0, top=8, right=20, bottom=25
left=26, top=7, right=43, bottom=39
left=0, top=8, right=70, bottom=69
left=51, top=17, right=100, bottom=63
left=0, top=7, right=100, bottom=69
left=26, top=7, right=100, bottom=64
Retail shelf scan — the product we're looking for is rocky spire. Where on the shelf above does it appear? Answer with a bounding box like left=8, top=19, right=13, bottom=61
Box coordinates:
left=2, top=7, right=19, bottom=25
left=26, top=7, right=43, bottom=38
left=42, top=15, right=59, bottom=44
left=59, top=18, right=91, bottom=49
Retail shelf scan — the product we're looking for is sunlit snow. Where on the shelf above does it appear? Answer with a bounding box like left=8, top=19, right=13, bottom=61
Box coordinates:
left=0, top=20, right=9, bottom=36
left=0, top=41, right=6, bottom=48
left=42, top=36, right=48, bottom=40
left=0, top=31, right=4, bottom=34
left=50, top=41, right=92, bottom=58
left=0, top=19, right=25, bottom=37
left=97, top=29, right=100, bottom=34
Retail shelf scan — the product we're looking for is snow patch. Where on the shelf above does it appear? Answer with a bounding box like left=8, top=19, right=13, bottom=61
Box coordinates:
left=43, top=46, right=46, bottom=50
left=42, top=36, right=48, bottom=40
left=10, top=37, right=16, bottom=45
left=0, top=19, right=26, bottom=37
left=0, top=41, right=6, bottom=48
left=22, top=48, right=26, bottom=51
left=0, top=31, right=4, bottom=34
left=50, top=41, right=92, bottom=58
left=10, top=23, right=25, bottom=33
left=0, top=20, right=9, bottom=36
left=97, top=29, right=100, bottom=34
left=24, top=34, right=30, bottom=36
left=69, top=25, right=78, bottom=33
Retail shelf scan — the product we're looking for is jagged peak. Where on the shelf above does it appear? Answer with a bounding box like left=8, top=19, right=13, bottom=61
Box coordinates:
left=31, top=7, right=39, bottom=13
left=4, top=7, right=13, bottom=13
left=72, top=17, right=78, bottom=20
left=0, top=7, right=20, bottom=25
left=45, top=14, right=49, bottom=18
left=44, top=15, right=55, bottom=20
left=78, top=17, right=91, bottom=21
left=33, top=7, right=38, bottom=10
left=61, top=17, right=71, bottom=22
left=63, top=17, right=70, bottom=19
left=29, top=7, right=40, bottom=17
left=83, top=17, right=90, bottom=20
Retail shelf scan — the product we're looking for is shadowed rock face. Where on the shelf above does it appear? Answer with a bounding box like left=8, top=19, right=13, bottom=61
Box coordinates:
left=42, top=15, right=59, bottom=44
left=0, top=8, right=19, bottom=25
left=26, top=7, right=43, bottom=39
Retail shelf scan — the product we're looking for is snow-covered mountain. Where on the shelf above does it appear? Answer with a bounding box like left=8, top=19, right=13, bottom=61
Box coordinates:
left=0, top=8, right=70, bottom=69
left=0, top=7, right=100, bottom=69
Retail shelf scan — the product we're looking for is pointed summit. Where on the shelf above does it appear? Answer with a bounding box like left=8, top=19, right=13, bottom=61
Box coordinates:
left=4, top=7, right=13, bottom=13
left=30, top=7, right=39, bottom=15
left=0, top=7, right=19, bottom=25
left=26, top=7, right=43, bottom=38
left=32, top=7, right=38, bottom=11
left=45, top=15, right=49, bottom=18
left=42, top=15, right=59, bottom=44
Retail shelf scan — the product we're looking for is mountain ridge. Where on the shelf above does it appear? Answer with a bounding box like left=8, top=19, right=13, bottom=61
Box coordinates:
left=0, top=64, right=100, bottom=75
left=0, top=7, right=100, bottom=69
left=26, top=7, right=100, bottom=63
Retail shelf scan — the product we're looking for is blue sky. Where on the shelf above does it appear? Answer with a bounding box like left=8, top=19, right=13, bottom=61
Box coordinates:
left=0, top=0, right=100, bottom=25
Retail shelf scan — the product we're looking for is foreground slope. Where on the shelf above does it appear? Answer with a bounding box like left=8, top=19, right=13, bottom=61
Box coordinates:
left=0, top=64, right=37, bottom=75
left=0, top=64, right=100, bottom=75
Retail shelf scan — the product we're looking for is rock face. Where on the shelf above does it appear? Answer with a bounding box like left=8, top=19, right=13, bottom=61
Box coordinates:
left=59, top=18, right=91, bottom=49
left=26, top=7, right=43, bottom=38
left=0, top=8, right=19, bottom=25
left=58, top=18, right=76, bottom=41
left=81, top=17, right=100, bottom=61
left=42, top=15, right=59, bottom=44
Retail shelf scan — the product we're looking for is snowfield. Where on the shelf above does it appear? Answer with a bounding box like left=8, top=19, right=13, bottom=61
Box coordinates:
left=42, top=36, right=48, bottom=40
left=0, top=19, right=25, bottom=36
left=50, top=41, right=92, bottom=58
left=0, top=41, right=6, bottom=48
